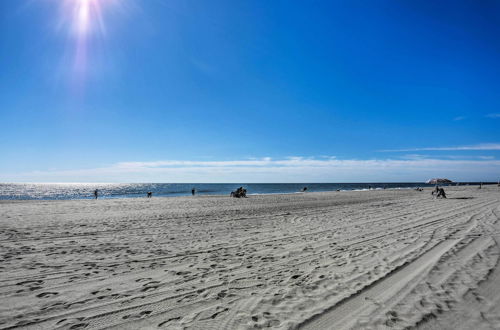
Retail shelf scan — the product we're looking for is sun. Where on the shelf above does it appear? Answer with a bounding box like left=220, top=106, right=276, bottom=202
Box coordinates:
left=72, top=0, right=103, bottom=37
left=54, top=0, right=114, bottom=83
left=53, top=0, right=127, bottom=85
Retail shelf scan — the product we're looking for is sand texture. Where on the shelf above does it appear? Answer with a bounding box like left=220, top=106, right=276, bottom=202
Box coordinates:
left=1, top=186, right=500, bottom=329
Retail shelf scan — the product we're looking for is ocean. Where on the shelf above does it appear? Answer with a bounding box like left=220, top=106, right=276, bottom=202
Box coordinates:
left=0, top=182, right=473, bottom=200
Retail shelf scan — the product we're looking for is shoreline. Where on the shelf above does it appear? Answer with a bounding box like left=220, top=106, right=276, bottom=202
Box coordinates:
left=0, top=187, right=423, bottom=203
left=0, top=185, right=474, bottom=202
left=2, top=182, right=497, bottom=202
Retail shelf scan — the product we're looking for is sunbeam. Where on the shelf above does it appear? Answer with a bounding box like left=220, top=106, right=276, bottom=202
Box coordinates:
left=54, top=0, right=124, bottom=87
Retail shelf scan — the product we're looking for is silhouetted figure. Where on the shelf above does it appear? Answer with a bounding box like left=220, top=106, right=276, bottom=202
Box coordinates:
left=431, top=185, right=439, bottom=196
left=147, top=192, right=152, bottom=198
left=479, top=182, right=483, bottom=189
left=231, top=187, right=247, bottom=198
left=192, top=188, right=196, bottom=196
left=436, top=187, right=447, bottom=198
left=302, top=187, right=308, bottom=192
left=94, top=189, right=98, bottom=199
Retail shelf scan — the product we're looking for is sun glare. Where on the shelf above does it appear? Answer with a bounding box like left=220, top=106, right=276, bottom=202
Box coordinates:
left=70, top=0, right=105, bottom=37
left=77, top=0, right=91, bottom=35
left=49, top=0, right=129, bottom=90
left=56, top=0, right=114, bottom=84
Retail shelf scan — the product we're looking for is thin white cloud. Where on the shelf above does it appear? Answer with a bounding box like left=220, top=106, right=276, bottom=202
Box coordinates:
left=486, top=113, right=500, bottom=118
left=453, top=116, right=466, bottom=121
left=399, top=154, right=496, bottom=160
left=381, top=143, right=500, bottom=152
left=2, top=156, right=499, bottom=183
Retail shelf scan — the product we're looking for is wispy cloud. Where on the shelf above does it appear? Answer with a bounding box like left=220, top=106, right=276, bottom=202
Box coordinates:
left=381, top=143, right=500, bottom=152
left=486, top=113, right=500, bottom=118
left=399, top=154, right=496, bottom=160
left=453, top=116, right=466, bottom=121
left=3, top=156, right=500, bottom=183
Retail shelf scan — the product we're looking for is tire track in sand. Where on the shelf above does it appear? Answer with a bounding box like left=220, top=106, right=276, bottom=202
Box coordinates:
left=298, top=210, right=484, bottom=330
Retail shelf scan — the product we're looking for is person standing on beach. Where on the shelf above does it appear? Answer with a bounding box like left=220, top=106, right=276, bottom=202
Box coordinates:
left=192, top=188, right=196, bottom=196
left=94, top=189, right=98, bottom=199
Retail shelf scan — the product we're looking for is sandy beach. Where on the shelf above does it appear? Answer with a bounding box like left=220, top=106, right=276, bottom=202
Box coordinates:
left=1, top=186, right=500, bottom=329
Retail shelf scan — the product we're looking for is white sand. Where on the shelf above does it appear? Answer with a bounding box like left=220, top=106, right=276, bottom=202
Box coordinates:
left=1, top=186, right=499, bottom=329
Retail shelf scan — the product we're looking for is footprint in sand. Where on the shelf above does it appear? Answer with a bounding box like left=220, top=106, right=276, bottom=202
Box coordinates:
left=16, top=279, right=43, bottom=286
left=91, top=288, right=111, bottom=295
left=56, top=317, right=86, bottom=328
left=141, top=286, right=159, bottom=292
left=210, top=307, right=229, bottom=319
left=122, top=310, right=152, bottom=320
left=29, top=286, right=43, bottom=291
left=158, top=316, right=181, bottom=327
left=36, top=292, right=58, bottom=298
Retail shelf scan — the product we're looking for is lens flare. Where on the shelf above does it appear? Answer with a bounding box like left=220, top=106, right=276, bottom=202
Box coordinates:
left=77, top=0, right=91, bottom=35
left=46, top=0, right=131, bottom=95
left=71, top=0, right=106, bottom=37
left=55, top=0, right=114, bottom=88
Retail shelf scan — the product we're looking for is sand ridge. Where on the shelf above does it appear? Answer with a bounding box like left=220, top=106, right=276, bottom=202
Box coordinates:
left=0, top=186, right=499, bottom=329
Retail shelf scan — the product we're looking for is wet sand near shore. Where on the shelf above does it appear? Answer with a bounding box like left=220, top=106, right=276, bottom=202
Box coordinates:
left=1, top=186, right=499, bottom=329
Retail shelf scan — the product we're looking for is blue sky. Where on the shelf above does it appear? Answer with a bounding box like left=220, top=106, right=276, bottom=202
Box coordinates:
left=1, top=0, right=499, bottom=182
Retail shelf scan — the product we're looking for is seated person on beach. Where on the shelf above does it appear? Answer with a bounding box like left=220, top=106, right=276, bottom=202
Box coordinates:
left=431, top=186, right=439, bottom=195
left=231, top=187, right=247, bottom=198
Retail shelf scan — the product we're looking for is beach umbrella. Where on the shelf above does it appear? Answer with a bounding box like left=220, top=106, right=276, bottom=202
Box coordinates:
left=426, top=178, right=453, bottom=184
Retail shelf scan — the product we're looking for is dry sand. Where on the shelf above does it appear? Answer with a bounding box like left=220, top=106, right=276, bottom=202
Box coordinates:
left=1, top=186, right=500, bottom=329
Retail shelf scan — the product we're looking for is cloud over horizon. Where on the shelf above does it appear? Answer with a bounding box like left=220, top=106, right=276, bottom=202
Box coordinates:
left=381, top=143, right=500, bottom=152
left=3, top=156, right=499, bottom=183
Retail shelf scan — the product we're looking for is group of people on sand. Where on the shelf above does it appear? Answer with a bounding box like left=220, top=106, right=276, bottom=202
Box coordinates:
left=92, top=185, right=455, bottom=200
left=431, top=186, right=447, bottom=198
left=414, top=186, right=446, bottom=198
left=231, top=187, right=247, bottom=198
left=93, top=187, right=250, bottom=199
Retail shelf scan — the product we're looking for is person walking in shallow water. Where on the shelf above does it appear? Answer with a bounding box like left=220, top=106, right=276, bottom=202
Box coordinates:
left=192, top=188, right=196, bottom=196
left=94, top=189, right=98, bottom=199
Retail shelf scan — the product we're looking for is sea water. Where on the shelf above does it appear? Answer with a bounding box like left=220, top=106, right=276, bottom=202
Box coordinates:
left=0, top=182, right=471, bottom=200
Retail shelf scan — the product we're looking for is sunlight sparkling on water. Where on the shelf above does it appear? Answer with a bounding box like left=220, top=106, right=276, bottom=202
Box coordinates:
left=0, top=183, right=446, bottom=200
